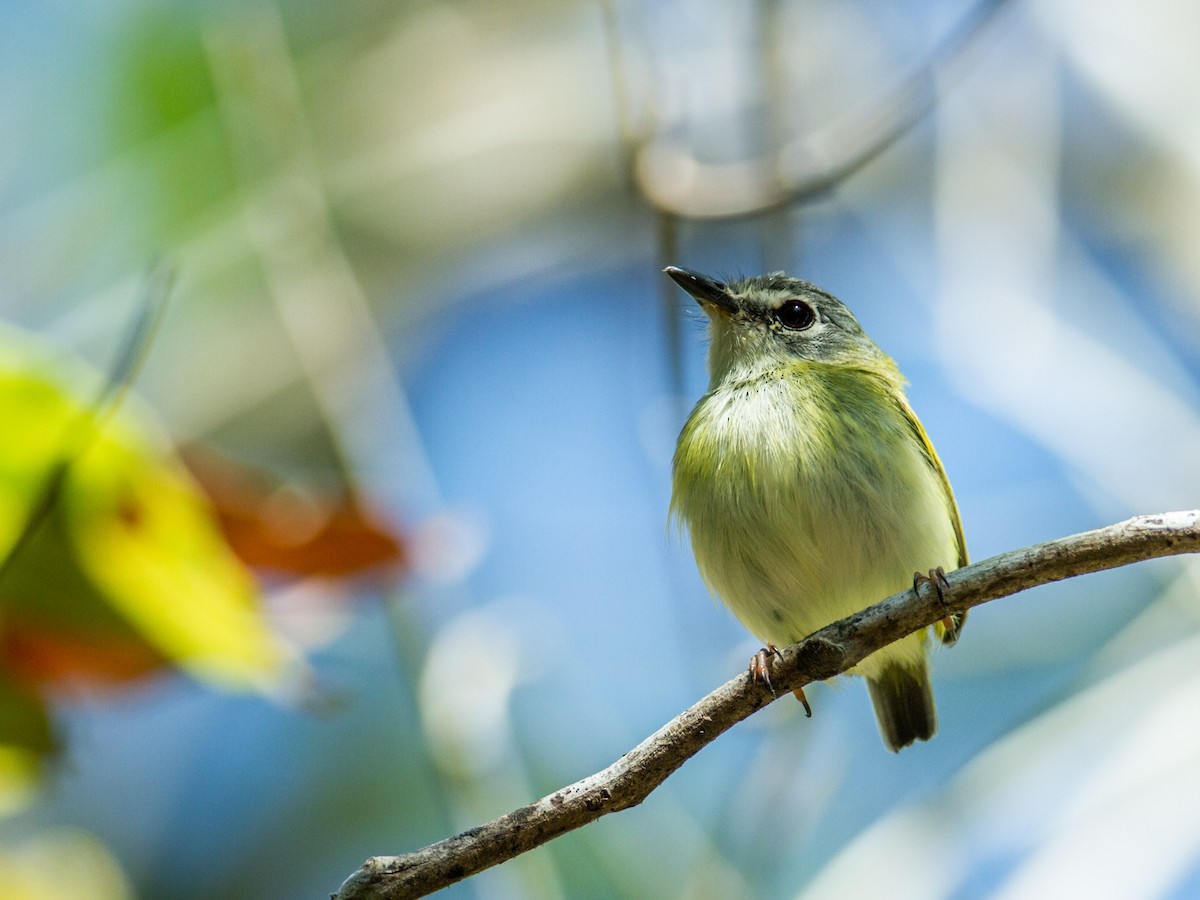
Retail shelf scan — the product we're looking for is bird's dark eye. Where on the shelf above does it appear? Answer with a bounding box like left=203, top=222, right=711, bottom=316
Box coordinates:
left=774, top=299, right=815, bottom=331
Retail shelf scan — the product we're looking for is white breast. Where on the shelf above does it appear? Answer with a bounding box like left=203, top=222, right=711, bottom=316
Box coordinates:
left=673, top=370, right=958, bottom=672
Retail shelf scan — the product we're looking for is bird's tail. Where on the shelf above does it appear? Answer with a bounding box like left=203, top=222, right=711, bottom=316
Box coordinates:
left=866, top=659, right=937, bottom=752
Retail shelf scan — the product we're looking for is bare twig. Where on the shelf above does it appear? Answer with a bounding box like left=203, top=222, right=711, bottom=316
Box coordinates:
left=334, top=511, right=1200, bottom=900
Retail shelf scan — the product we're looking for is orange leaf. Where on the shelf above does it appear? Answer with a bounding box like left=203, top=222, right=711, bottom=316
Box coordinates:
left=181, top=447, right=407, bottom=579
left=0, top=620, right=166, bottom=692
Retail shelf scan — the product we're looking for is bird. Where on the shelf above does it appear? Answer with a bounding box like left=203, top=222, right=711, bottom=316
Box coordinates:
left=666, top=265, right=966, bottom=751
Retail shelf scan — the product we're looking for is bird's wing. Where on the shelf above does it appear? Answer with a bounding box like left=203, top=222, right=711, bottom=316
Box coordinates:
left=888, top=388, right=968, bottom=645
left=891, top=390, right=968, bottom=568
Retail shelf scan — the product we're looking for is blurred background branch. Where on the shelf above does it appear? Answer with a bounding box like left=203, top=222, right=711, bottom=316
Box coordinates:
left=631, top=0, right=1011, bottom=219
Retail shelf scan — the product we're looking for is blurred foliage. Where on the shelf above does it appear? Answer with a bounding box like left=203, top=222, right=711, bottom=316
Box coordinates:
left=0, top=327, right=289, bottom=787
left=184, top=447, right=405, bottom=579
left=0, top=827, right=133, bottom=900
left=108, top=11, right=236, bottom=241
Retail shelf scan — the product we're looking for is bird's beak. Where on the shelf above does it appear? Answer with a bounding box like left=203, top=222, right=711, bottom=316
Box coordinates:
left=664, top=266, right=738, bottom=316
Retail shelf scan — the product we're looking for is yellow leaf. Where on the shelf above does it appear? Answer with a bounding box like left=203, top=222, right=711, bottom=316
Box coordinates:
left=67, top=418, right=287, bottom=689
left=0, top=328, right=289, bottom=693
left=0, top=370, right=75, bottom=562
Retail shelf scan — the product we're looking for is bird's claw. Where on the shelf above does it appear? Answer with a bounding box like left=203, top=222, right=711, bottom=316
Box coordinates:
left=748, top=645, right=811, bottom=716
left=913, top=565, right=963, bottom=645
left=748, top=645, right=783, bottom=694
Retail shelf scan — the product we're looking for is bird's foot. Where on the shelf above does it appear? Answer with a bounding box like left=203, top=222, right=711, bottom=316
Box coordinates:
left=748, top=645, right=782, bottom=694
left=748, top=645, right=811, bottom=716
left=913, top=566, right=963, bottom=645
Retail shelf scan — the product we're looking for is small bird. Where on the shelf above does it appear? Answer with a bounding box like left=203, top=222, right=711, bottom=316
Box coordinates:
left=666, top=266, right=966, bottom=752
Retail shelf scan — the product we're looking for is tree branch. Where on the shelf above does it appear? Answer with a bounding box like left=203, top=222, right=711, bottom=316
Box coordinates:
left=334, top=511, right=1200, bottom=900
